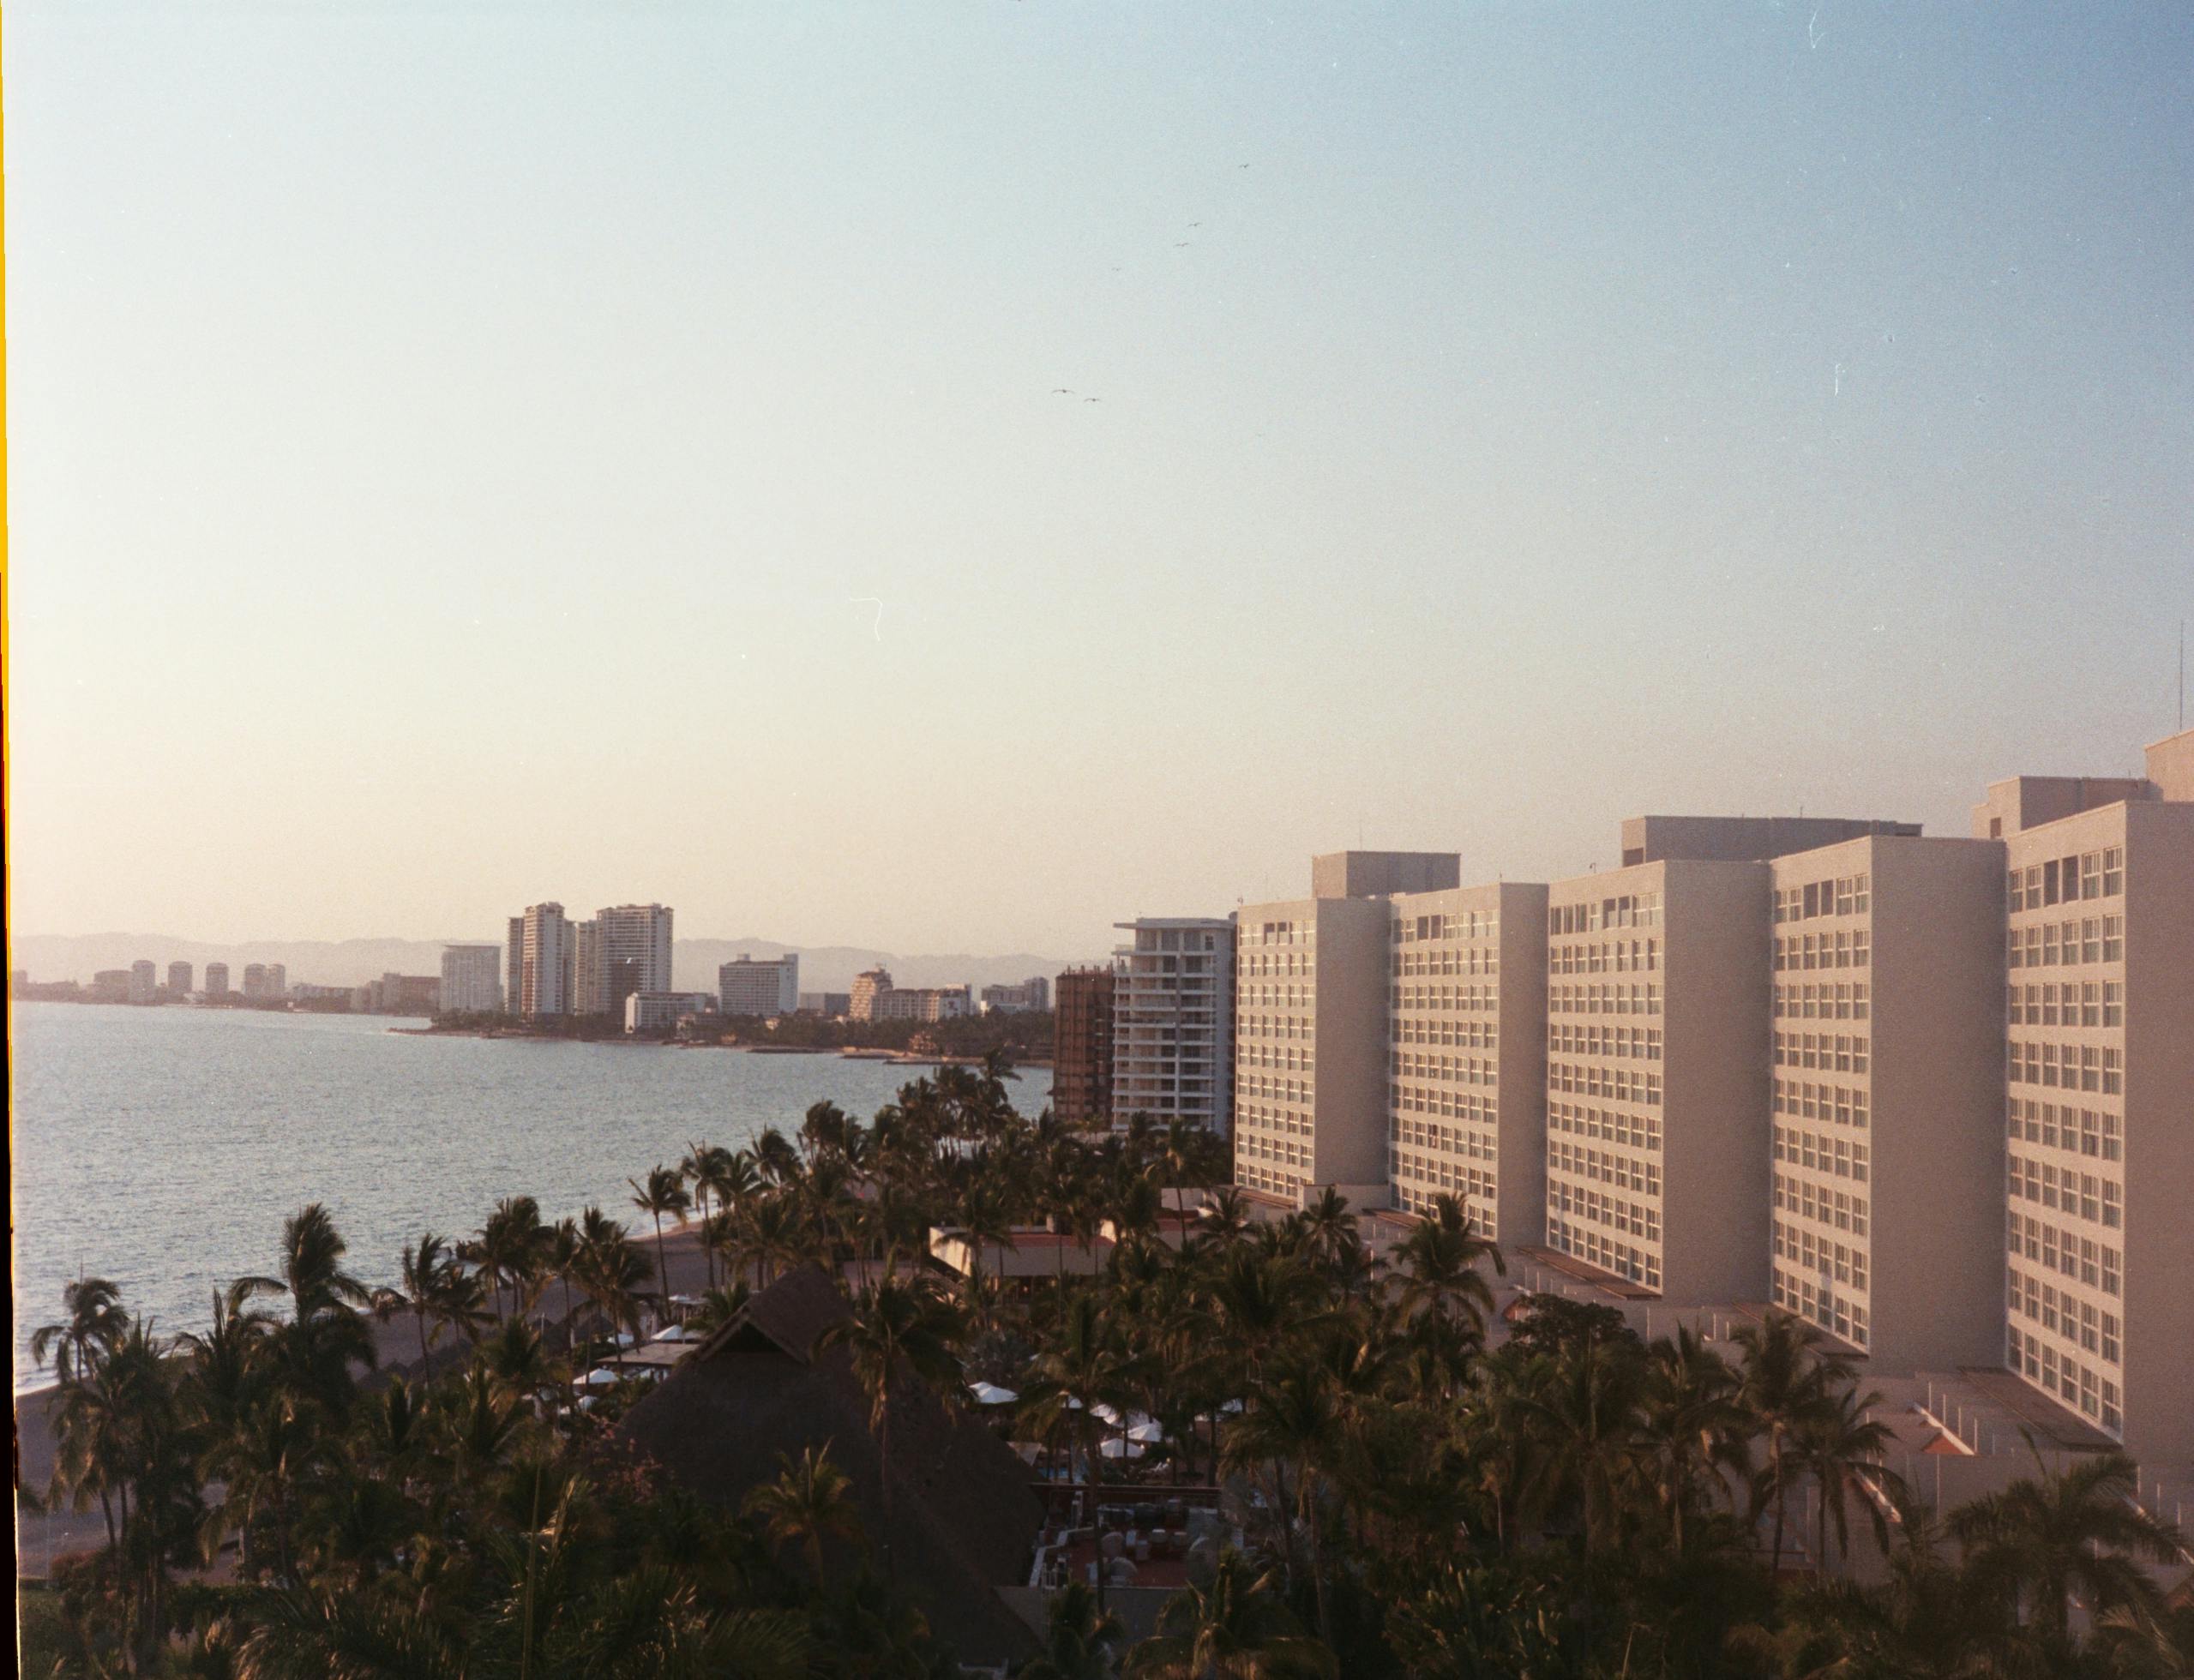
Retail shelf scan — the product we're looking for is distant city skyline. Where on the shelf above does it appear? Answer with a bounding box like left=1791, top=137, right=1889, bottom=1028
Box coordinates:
left=8, top=3, right=2191, bottom=953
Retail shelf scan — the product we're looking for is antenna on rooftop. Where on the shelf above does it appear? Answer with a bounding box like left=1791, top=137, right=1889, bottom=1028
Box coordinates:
left=2179, top=618, right=2186, bottom=733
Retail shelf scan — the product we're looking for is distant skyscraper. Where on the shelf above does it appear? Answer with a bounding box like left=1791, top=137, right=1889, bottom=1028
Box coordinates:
left=796, top=991, right=853, bottom=1017
left=571, top=919, right=609, bottom=1016
left=93, top=969, right=133, bottom=1002
left=1113, top=917, right=1237, bottom=1137
left=507, top=917, right=524, bottom=1017
left=166, top=961, right=193, bottom=997
left=595, top=904, right=674, bottom=1017
left=719, top=952, right=799, bottom=1017
left=242, top=963, right=269, bottom=999
left=129, top=961, right=158, bottom=1005
left=441, top=945, right=504, bottom=1015
left=980, top=977, right=1051, bottom=1013
left=267, top=963, right=287, bottom=999
left=850, top=968, right=893, bottom=1021
left=204, top=962, right=230, bottom=999
left=516, top=903, right=576, bottom=1017
left=1053, top=968, right=1116, bottom=1128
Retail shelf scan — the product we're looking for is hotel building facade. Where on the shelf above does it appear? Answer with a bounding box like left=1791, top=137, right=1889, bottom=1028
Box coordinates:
left=1232, top=896, right=1387, bottom=1199
left=1765, top=835, right=2005, bottom=1366
left=1386, top=880, right=1548, bottom=1245
left=1980, top=730, right=2194, bottom=1462
left=439, top=945, right=504, bottom=1015
left=1112, top=917, right=1236, bottom=1136
left=719, top=952, right=799, bottom=1017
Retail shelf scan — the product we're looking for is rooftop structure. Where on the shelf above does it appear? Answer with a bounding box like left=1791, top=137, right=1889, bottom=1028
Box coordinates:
left=1311, top=849, right=1462, bottom=900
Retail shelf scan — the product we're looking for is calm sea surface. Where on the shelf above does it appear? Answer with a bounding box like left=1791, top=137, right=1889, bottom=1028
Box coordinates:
left=9, top=1003, right=1044, bottom=1390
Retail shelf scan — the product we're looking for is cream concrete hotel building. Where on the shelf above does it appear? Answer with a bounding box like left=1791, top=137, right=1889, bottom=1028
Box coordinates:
left=1220, top=728, right=2194, bottom=1462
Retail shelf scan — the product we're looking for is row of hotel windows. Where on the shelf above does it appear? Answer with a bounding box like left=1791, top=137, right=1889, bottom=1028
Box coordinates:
left=2009, top=917, right=2125, bottom=970
left=1392, top=1085, right=1502, bottom=1125
left=2009, top=1329, right=2119, bottom=1432
left=1390, top=1113, right=1500, bottom=1160
left=1237, top=1105, right=1309, bottom=1137
left=1549, top=893, right=1662, bottom=934
left=2008, top=1099, right=2120, bottom=1161
left=1392, top=1152, right=1497, bottom=1209
left=1241, top=951, right=1307, bottom=977
left=1773, top=1172, right=1870, bottom=1234
left=1549, top=1100, right=1662, bottom=1152
left=1773, top=873, right=1872, bottom=922
left=1239, top=1015, right=1316, bottom=1044
left=1549, top=939, right=1660, bottom=976
left=1394, top=947, right=1501, bottom=977
left=2010, top=1267, right=2121, bottom=1366
left=1239, top=1162, right=1305, bottom=1196
left=1772, top=1031, right=1871, bottom=1073
left=1547, top=1215, right=1661, bottom=1287
left=1394, top=1017, right=1500, bottom=1048
left=1245, top=921, right=1312, bottom=948
left=1774, top=1081, right=1871, bottom=1130
left=2008, top=1155, right=2122, bottom=1227
left=1548, top=1023, right=1662, bottom=1060
left=1239, top=1075, right=1309, bottom=1107
left=1392, top=981, right=1501, bottom=1013
left=1773, top=981, right=1871, bottom=1020
left=2009, top=981, right=2123, bottom=1027
left=2009, top=1041, right=2124, bottom=1093
left=1549, top=981, right=1662, bottom=1016
left=1548, top=1178, right=1662, bottom=1245
left=1770, top=1268, right=1868, bottom=1348
left=1396, top=909, right=1501, bottom=944
left=1548, top=1059, right=1661, bottom=1105
left=1552, top=1138, right=1662, bottom=1197
left=1771, top=1218, right=1870, bottom=1292
left=1392, top=1180, right=1496, bottom=1233
left=1242, top=1133, right=1310, bottom=1170
left=1243, top=983, right=1315, bottom=1008
left=2008, top=849, right=2122, bottom=911
left=1393, top=1051, right=1500, bottom=1086
left=2010, top=1211, right=2120, bottom=1298
left=1773, top=930, right=1870, bottom=970
left=1241, top=1043, right=1314, bottom=1071
left=1772, top=1125, right=1872, bottom=1182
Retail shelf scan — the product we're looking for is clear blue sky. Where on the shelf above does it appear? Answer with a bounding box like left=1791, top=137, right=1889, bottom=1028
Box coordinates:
left=7, top=2, right=2191, bottom=956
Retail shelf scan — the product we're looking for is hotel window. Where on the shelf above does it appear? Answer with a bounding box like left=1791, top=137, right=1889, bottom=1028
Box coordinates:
left=2009, top=869, right=2025, bottom=912
left=2080, top=853, right=2101, bottom=900
left=2102, top=848, right=2123, bottom=896
left=2101, top=916, right=2124, bottom=962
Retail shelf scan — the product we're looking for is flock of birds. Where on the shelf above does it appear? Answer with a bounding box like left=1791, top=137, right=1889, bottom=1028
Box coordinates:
left=1049, top=168, right=1250, bottom=405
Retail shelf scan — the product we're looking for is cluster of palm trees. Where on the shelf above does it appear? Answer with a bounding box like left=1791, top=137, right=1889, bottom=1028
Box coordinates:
left=24, top=1057, right=2192, bottom=1677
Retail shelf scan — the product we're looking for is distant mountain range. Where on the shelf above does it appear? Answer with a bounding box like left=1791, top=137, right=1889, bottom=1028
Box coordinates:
left=9, top=934, right=1103, bottom=997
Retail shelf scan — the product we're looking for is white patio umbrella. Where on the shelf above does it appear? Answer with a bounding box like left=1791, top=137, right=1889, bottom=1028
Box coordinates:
left=967, top=1380, right=1020, bottom=1407
left=652, top=1323, right=704, bottom=1342
left=574, top=1367, right=620, bottom=1389
left=1127, top=1419, right=1166, bottom=1444
left=1098, top=1437, right=1147, bottom=1461
left=1090, top=1402, right=1125, bottom=1427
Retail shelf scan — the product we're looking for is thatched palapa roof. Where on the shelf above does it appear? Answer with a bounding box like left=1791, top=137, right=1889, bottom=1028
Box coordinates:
left=617, top=1265, right=1043, bottom=1666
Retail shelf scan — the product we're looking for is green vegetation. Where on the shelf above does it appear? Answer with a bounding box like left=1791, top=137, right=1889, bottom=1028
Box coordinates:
left=21, top=1060, right=2191, bottom=1677
left=427, top=1006, right=1057, bottom=1059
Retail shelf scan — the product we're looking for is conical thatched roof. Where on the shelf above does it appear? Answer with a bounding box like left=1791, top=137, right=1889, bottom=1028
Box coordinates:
left=618, top=1265, right=1043, bottom=1666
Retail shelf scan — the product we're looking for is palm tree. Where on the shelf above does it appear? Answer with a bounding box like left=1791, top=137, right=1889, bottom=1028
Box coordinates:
left=1790, top=1381, right=1905, bottom=1575
left=1020, top=1291, right=1146, bottom=1492
left=1019, top=1580, right=1124, bottom=1680
left=1123, top=1547, right=1338, bottom=1678
left=742, top=1443, right=864, bottom=1588
left=374, top=1231, right=460, bottom=1369
left=1512, top=1335, right=1649, bottom=1553
left=572, top=1221, right=654, bottom=1366
left=1732, top=1309, right=1842, bottom=1576
left=1951, top=1446, right=2184, bottom=1648
left=1640, top=1323, right=1750, bottom=1552
left=814, top=1275, right=965, bottom=1583
left=472, top=1195, right=549, bottom=1324
left=628, top=1165, right=692, bottom=1320
left=1392, top=1195, right=1503, bottom=1346
left=31, top=1275, right=129, bottom=1385
left=240, top=1203, right=376, bottom=1417
left=1222, top=1350, right=1347, bottom=1641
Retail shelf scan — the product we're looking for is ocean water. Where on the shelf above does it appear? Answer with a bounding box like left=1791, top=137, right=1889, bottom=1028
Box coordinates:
left=9, top=1002, right=1046, bottom=1389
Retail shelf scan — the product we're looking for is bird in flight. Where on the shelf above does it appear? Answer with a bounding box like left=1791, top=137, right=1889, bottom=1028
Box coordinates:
left=1084, top=396, right=1101, bottom=403
left=1174, top=241, right=1192, bottom=248
left=1053, top=387, right=1073, bottom=394
left=1187, top=221, right=1201, bottom=227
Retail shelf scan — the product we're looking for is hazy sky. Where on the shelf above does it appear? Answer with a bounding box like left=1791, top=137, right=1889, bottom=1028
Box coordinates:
left=8, top=2, right=2191, bottom=957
